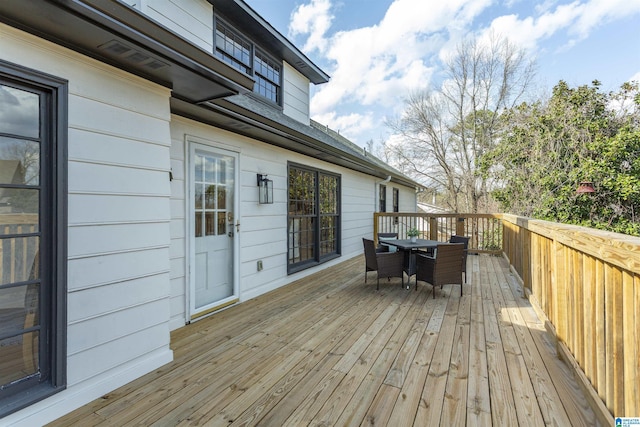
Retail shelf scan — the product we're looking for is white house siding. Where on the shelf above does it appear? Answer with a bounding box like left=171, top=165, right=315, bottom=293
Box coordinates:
left=282, top=62, right=311, bottom=125
left=1, top=25, right=174, bottom=426
left=133, top=0, right=214, bottom=53
left=398, top=187, right=418, bottom=212
left=168, top=115, right=417, bottom=327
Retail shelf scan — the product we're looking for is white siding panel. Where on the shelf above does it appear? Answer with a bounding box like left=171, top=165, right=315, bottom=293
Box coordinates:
left=68, top=299, right=169, bottom=354
left=69, top=194, right=170, bottom=225
left=170, top=217, right=185, bottom=240
left=68, top=248, right=170, bottom=291
left=170, top=237, right=185, bottom=259
left=68, top=273, right=170, bottom=323
left=143, top=0, right=213, bottom=52
left=170, top=257, right=186, bottom=280
left=68, top=223, right=169, bottom=258
left=69, top=162, right=169, bottom=196
left=69, top=128, right=169, bottom=171
left=67, top=324, right=170, bottom=385
left=70, top=95, right=171, bottom=147
left=282, top=62, right=310, bottom=125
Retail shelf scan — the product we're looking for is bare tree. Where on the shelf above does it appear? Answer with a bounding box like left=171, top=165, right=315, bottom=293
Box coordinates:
left=387, top=33, right=536, bottom=213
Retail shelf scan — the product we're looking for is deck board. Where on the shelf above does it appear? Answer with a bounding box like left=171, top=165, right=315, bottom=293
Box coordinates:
left=48, top=254, right=602, bottom=426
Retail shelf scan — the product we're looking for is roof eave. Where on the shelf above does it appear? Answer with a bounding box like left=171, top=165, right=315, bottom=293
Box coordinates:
left=0, top=0, right=254, bottom=102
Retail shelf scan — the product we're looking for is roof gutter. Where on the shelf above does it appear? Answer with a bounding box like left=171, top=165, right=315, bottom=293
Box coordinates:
left=0, top=0, right=254, bottom=102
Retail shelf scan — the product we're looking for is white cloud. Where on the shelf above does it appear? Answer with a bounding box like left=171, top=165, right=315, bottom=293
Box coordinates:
left=484, top=0, right=640, bottom=54
left=313, top=110, right=375, bottom=141
left=572, top=0, right=640, bottom=39
left=484, top=3, right=584, bottom=51
left=629, top=71, right=640, bottom=83
left=289, top=0, right=333, bottom=52
left=291, top=0, right=640, bottom=145
left=308, top=0, right=491, bottom=134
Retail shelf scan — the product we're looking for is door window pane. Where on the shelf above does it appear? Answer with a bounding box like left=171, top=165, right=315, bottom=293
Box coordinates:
left=205, top=185, right=216, bottom=209
left=217, top=212, right=226, bottom=236
left=205, top=212, right=215, bottom=236
left=195, top=212, right=203, bottom=237
left=194, top=184, right=203, bottom=209
left=204, top=155, right=215, bottom=183
left=217, top=186, right=226, bottom=210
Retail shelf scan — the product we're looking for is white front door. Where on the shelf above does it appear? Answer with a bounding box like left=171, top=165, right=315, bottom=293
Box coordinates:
left=189, top=143, right=238, bottom=320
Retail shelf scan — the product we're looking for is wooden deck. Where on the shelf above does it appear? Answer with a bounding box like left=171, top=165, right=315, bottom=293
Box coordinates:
left=49, top=254, right=601, bottom=426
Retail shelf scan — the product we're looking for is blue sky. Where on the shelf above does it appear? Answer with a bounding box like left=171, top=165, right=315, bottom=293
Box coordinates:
left=247, top=0, right=640, bottom=147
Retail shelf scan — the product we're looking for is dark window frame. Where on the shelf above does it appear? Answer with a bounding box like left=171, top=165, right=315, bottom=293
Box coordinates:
left=0, top=60, right=68, bottom=417
left=213, top=16, right=282, bottom=106
left=379, top=184, right=386, bottom=212
left=392, top=188, right=399, bottom=224
left=287, top=163, right=341, bottom=274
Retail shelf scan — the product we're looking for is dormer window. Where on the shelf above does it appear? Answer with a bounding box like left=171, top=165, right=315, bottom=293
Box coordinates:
left=214, top=18, right=281, bottom=105
left=214, top=21, right=251, bottom=74
left=254, top=50, right=280, bottom=104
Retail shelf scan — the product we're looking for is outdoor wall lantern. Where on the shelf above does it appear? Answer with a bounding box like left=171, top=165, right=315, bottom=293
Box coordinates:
left=257, top=173, right=273, bottom=204
left=576, top=181, right=596, bottom=194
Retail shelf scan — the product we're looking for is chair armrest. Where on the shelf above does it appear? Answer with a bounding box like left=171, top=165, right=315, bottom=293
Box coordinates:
left=416, top=253, right=435, bottom=261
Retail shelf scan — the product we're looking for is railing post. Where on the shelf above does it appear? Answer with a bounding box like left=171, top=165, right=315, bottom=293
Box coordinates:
left=373, top=212, right=379, bottom=245
left=429, top=216, right=438, bottom=240
left=456, top=217, right=465, bottom=237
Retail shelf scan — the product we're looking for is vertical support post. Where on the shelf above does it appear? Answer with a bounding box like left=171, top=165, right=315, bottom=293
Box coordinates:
left=373, top=212, right=379, bottom=245
left=429, top=216, right=438, bottom=240
left=456, top=216, right=465, bottom=237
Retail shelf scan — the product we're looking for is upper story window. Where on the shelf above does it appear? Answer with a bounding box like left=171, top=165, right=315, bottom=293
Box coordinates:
left=254, top=50, right=280, bottom=104
left=214, top=18, right=281, bottom=105
left=214, top=22, right=251, bottom=74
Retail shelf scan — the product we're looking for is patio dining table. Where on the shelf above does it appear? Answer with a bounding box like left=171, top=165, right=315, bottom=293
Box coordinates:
left=381, top=238, right=440, bottom=289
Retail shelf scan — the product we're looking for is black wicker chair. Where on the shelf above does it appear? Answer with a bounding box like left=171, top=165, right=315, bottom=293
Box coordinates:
left=415, top=243, right=465, bottom=297
left=377, top=232, right=398, bottom=252
left=363, top=238, right=405, bottom=290
left=449, top=235, right=470, bottom=282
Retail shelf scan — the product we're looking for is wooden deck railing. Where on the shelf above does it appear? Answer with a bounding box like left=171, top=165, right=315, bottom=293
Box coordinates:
left=373, top=212, right=503, bottom=254
left=374, top=211, right=639, bottom=422
left=502, top=214, right=640, bottom=421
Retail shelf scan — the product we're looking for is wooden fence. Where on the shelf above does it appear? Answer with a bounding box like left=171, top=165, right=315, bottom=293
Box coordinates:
left=502, top=214, right=640, bottom=421
left=374, top=212, right=639, bottom=421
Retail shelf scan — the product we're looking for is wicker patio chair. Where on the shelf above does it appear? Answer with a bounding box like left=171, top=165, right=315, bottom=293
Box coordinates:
left=363, top=238, right=405, bottom=290
left=415, top=243, right=465, bottom=297
left=377, top=232, right=398, bottom=252
left=448, top=235, right=470, bottom=282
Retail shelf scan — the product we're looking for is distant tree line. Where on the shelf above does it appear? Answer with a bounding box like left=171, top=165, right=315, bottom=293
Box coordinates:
left=383, top=34, right=640, bottom=236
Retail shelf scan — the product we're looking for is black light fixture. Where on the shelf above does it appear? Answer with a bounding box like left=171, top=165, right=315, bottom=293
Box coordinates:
left=257, top=173, right=273, bottom=204
left=576, top=181, right=596, bottom=194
